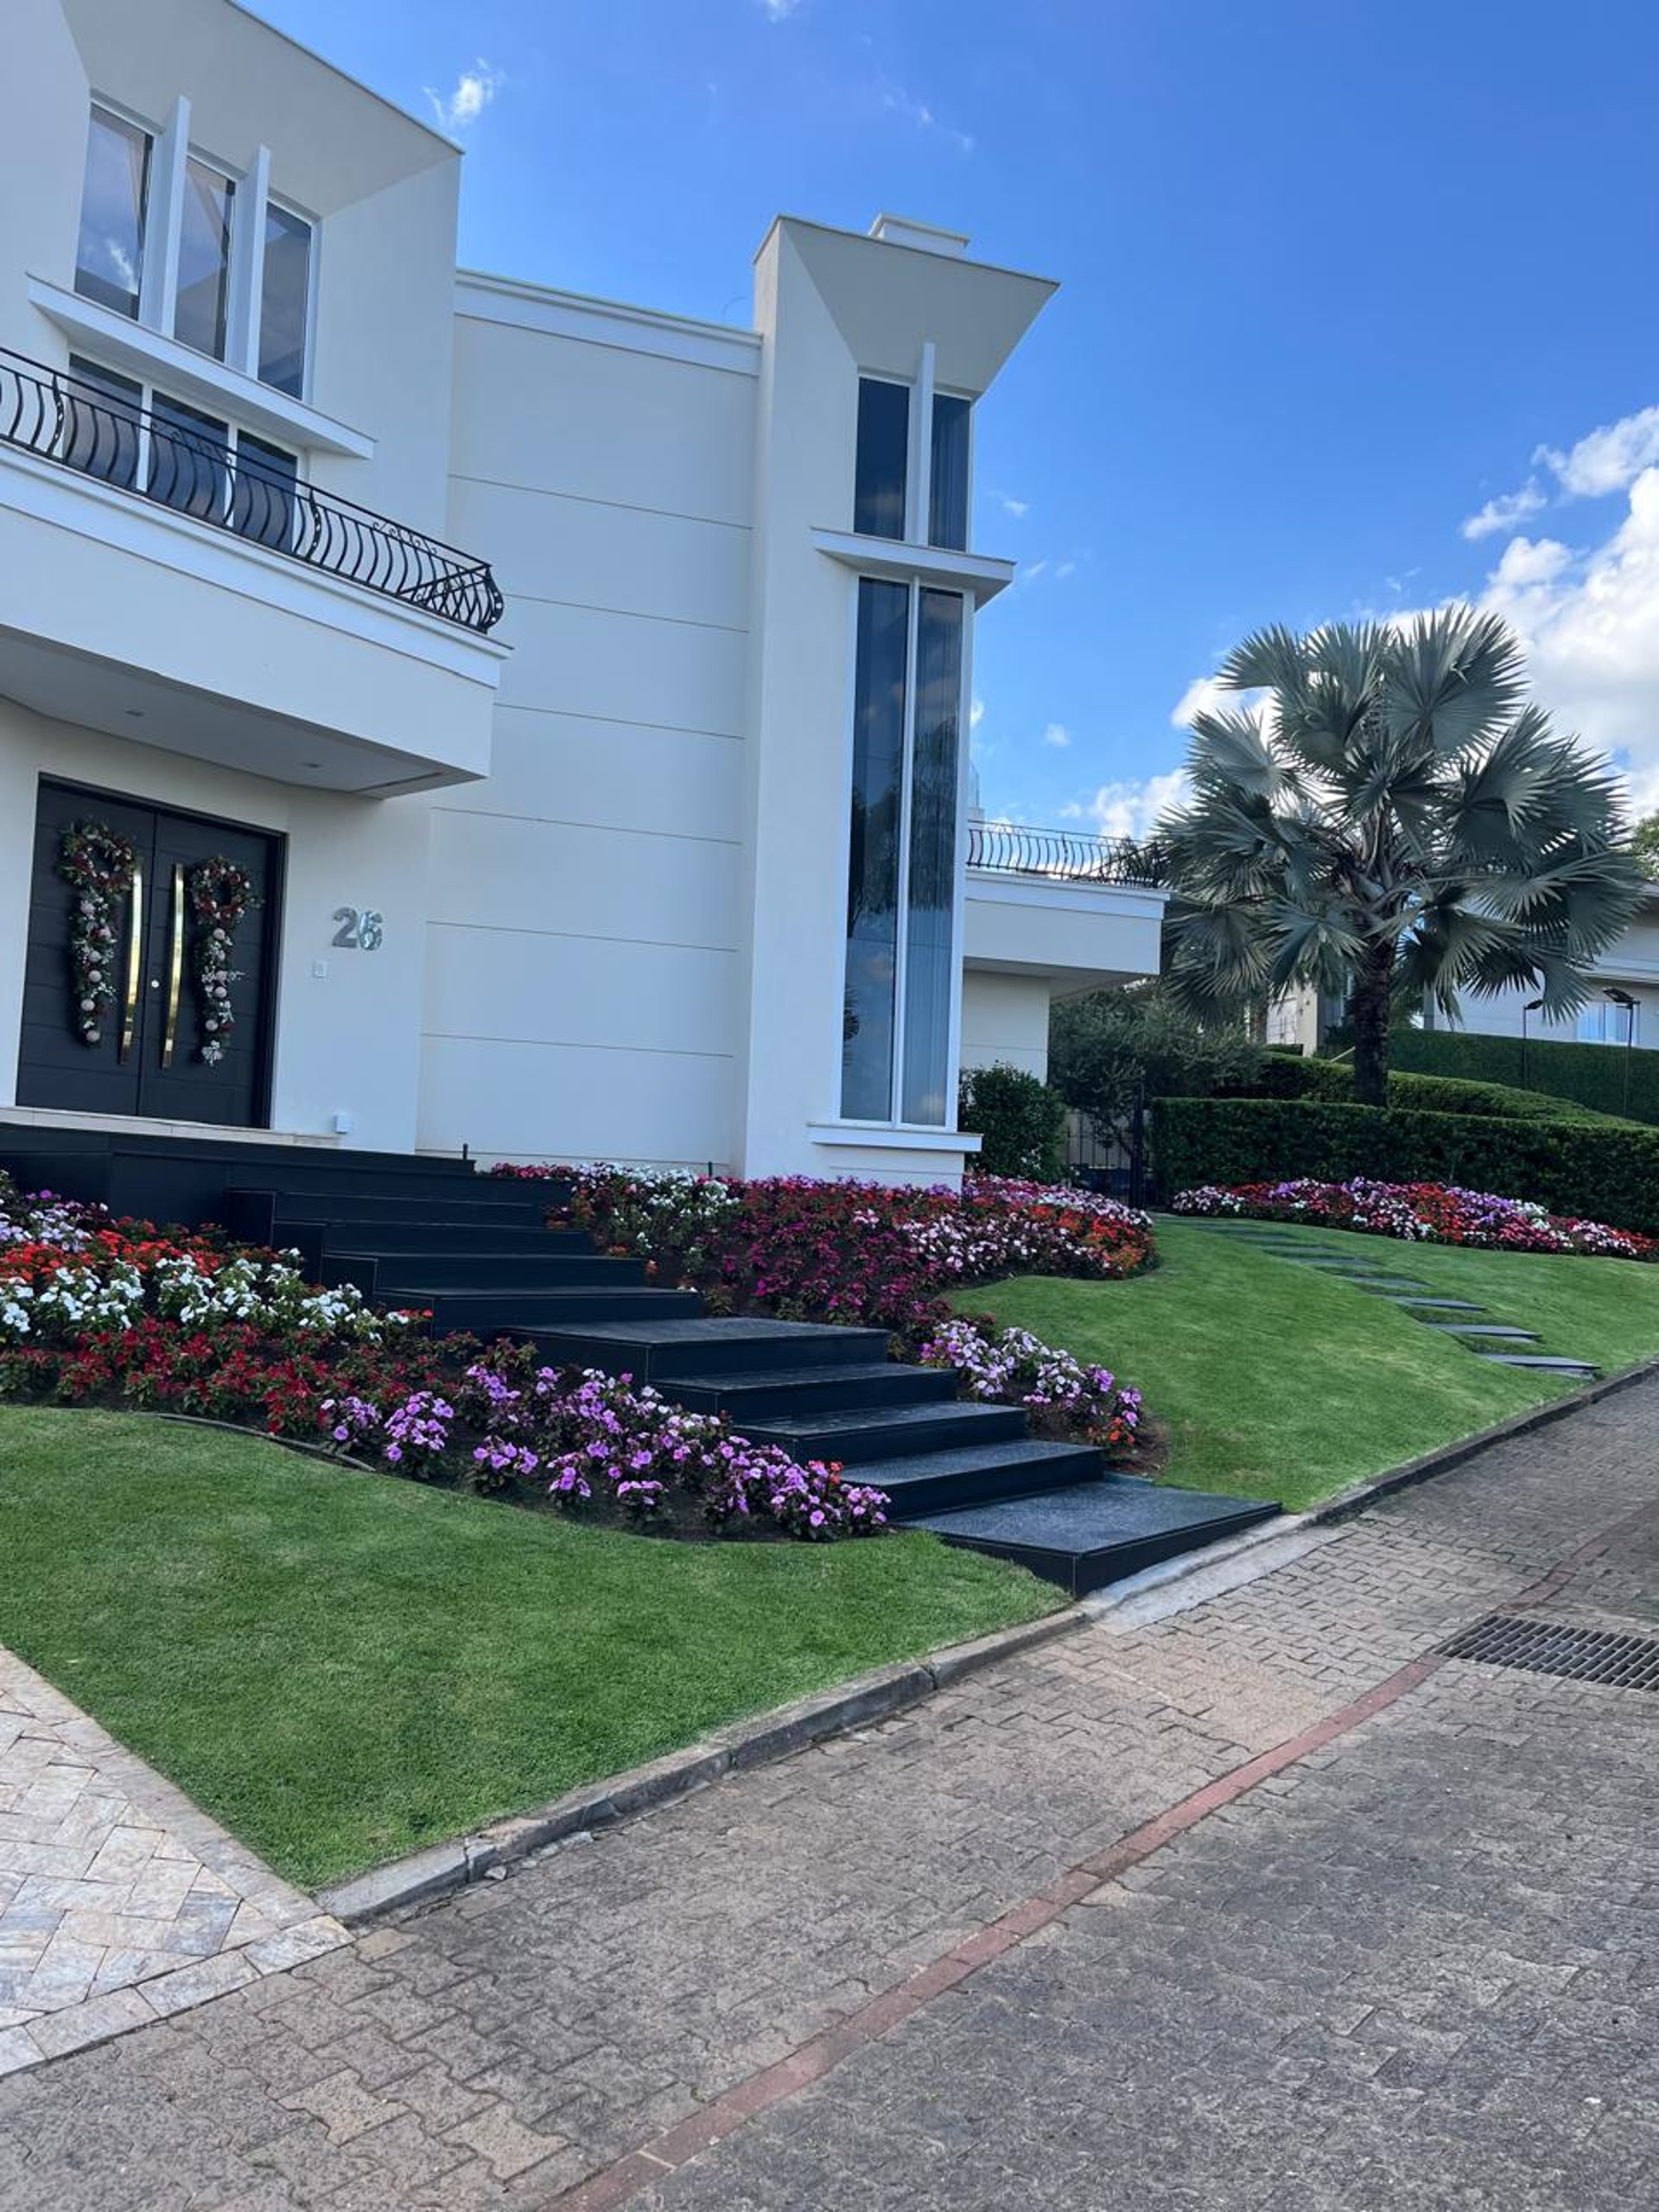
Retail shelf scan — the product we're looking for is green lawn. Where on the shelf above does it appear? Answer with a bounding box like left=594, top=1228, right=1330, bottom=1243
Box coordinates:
left=0, top=1409, right=1055, bottom=1887
left=966, top=1217, right=1659, bottom=1513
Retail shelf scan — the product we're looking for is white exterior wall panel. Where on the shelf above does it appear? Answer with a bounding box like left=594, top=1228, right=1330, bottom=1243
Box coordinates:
left=960, top=972, right=1052, bottom=1081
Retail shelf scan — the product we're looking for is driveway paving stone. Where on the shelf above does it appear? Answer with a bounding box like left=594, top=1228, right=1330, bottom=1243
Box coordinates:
left=1, top=1376, right=1656, bottom=2208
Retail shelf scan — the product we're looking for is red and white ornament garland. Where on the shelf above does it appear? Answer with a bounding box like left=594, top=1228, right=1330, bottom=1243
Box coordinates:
left=58, top=821, right=137, bottom=1047
left=188, top=857, right=259, bottom=1066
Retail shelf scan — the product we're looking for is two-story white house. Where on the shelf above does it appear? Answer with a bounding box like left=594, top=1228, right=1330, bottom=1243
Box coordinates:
left=0, top=0, right=1166, bottom=1187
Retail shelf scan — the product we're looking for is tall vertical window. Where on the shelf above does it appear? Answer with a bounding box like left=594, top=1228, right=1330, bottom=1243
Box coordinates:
left=929, top=394, right=971, bottom=552
left=174, top=157, right=235, bottom=359
left=258, top=203, right=313, bottom=397
left=63, top=356, right=142, bottom=490
left=74, top=107, right=151, bottom=319
left=841, top=581, right=968, bottom=1125
left=147, top=395, right=231, bottom=520
left=901, top=591, right=965, bottom=1121
left=842, top=581, right=911, bottom=1119
left=231, top=433, right=299, bottom=549
left=854, top=378, right=909, bottom=539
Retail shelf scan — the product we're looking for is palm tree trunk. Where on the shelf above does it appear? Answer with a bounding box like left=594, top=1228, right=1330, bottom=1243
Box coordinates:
left=1350, top=944, right=1394, bottom=1109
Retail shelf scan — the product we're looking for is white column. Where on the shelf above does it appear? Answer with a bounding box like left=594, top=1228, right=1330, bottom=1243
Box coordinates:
left=138, top=96, right=190, bottom=337
left=226, top=145, right=270, bottom=377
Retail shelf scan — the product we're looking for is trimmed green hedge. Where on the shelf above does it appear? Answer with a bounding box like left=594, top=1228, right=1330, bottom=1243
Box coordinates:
left=1153, top=1095, right=1659, bottom=1237
left=957, top=1063, right=1067, bottom=1180
left=1389, top=1027, right=1659, bottom=1127
left=1242, top=1052, right=1631, bottom=1126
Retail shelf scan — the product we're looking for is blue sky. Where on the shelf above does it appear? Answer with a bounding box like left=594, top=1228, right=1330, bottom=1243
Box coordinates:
left=253, top=0, right=1659, bottom=830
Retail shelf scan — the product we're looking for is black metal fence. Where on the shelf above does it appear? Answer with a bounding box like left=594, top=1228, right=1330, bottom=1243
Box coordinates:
left=966, top=819, right=1164, bottom=886
left=0, top=347, right=504, bottom=635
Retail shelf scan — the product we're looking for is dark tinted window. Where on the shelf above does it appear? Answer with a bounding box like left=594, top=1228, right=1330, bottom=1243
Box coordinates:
left=175, top=159, right=235, bottom=359
left=929, top=395, right=970, bottom=551
left=62, top=356, right=143, bottom=491
left=147, top=396, right=231, bottom=520
left=842, top=578, right=911, bottom=1116
left=854, top=378, right=909, bottom=539
left=901, top=590, right=964, bottom=1122
left=258, top=204, right=312, bottom=397
left=232, top=434, right=299, bottom=550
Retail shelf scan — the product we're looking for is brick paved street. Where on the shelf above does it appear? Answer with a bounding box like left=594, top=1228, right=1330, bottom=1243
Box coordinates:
left=2, top=1382, right=1656, bottom=2210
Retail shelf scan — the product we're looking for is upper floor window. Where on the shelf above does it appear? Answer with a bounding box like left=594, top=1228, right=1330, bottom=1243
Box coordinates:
left=74, top=106, right=150, bottom=320
left=175, top=158, right=235, bottom=359
left=71, top=101, right=315, bottom=400
left=1579, top=1001, right=1638, bottom=1046
left=852, top=374, right=973, bottom=549
left=854, top=377, right=909, bottom=540
left=929, top=394, right=970, bottom=552
left=258, top=203, right=314, bottom=397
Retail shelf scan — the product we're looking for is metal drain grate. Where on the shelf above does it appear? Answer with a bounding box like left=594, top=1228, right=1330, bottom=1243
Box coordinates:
left=1444, top=1614, right=1659, bottom=1691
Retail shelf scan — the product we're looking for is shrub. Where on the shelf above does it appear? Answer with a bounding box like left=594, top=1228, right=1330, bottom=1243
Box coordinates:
left=1388, top=1026, right=1659, bottom=1128
left=1243, top=1053, right=1630, bottom=1126
left=957, top=1064, right=1067, bottom=1180
left=1173, top=1178, right=1656, bottom=1262
left=1153, top=1096, right=1659, bottom=1238
left=1050, top=987, right=1263, bottom=1141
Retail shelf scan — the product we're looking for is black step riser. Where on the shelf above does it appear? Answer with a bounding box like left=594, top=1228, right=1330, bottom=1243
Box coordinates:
left=335, top=1255, right=646, bottom=1293
left=232, top=1173, right=560, bottom=1208
left=933, top=1512, right=1275, bottom=1597
left=417, top=1291, right=702, bottom=1334
left=234, top=1192, right=553, bottom=1233
left=880, top=1451, right=1102, bottom=1516
left=533, top=1327, right=893, bottom=1382
left=738, top=1407, right=1027, bottom=1464
left=303, top=1223, right=588, bottom=1256
left=670, top=1370, right=958, bottom=1418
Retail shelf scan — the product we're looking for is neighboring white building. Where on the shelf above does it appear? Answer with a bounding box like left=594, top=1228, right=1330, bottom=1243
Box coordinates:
left=0, top=0, right=1165, bottom=1185
left=1270, top=884, right=1659, bottom=1057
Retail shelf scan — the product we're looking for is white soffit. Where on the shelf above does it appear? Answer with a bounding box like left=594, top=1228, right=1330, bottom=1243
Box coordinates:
left=778, top=218, right=1058, bottom=393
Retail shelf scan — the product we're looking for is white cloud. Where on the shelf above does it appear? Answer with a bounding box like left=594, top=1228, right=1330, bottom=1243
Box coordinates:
left=758, top=0, right=804, bottom=16
left=1084, top=770, right=1191, bottom=841
left=1022, top=558, right=1049, bottom=583
left=1537, top=405, right=1659, bottom=499
left=425, top=59, right=504, bottom=130
left=1461, top=482, right=1547, bottom=540
left=969, top=696, right=985, bottom=730
left=1001, top=496, right=1030, bottom=519
left=1054, top=559, right=1077, bottom=581
left=1169, top=675, right=1236, bottom=727
left=1477, top=469, right=1659, bottom=807
left=1041, top=721, right=1071, bottom=749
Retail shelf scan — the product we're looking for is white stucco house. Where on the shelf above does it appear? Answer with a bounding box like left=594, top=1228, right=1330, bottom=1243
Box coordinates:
left=0, top=0, right=1165, bottom=1187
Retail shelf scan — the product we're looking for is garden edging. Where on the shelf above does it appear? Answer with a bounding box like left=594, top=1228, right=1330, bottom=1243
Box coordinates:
left=316, top=1605, right=1088, bottom=1926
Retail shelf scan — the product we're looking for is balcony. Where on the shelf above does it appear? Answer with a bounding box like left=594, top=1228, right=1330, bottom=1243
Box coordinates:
left=964, top=819, right=1168, bottom=991
left=0, top=350, right=508, bottom=794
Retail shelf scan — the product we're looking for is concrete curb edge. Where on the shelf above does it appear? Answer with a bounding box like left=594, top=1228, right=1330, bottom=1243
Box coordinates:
left=317, top=1604, right=1086, bottom=1926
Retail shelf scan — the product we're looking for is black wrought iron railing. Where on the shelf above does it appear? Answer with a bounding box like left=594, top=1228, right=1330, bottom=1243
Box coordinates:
left=966, top=819, right=1166, bottom=887
left=0, top=347, right=504, bottom=636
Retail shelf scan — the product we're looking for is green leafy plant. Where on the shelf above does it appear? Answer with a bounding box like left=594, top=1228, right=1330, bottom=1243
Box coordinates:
left=1160, top=609, right=1644, bottom=1107
left=956, top=1064, right=1067, bottom=1180
left=1050, top=987, right=1264, bottom=1151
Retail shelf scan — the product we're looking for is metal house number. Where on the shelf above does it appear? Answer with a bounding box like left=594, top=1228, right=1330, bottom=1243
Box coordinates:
left=331, top=906, right=385, bottom=950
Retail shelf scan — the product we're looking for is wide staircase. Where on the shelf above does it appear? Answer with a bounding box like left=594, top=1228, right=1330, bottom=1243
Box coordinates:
left=2, top=1131, right=1277, bottom=1594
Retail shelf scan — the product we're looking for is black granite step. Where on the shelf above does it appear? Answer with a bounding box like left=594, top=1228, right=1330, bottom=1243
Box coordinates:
left=667, top=1363, right=958, bottom=1419
left=1422, top=1322, right=1539, bottom=1341
left=228, top=1164, right=562, bottom=1206
left=910, top=1479, right=1281, bottom=1597
left=1477, top=1353, right=1599, bottom=1375
left=526, top=1317, right=892, bottom=1382
left=329, top=1250, right=648, bottom=1294
left=856, top=1439, right=1106, bottom=1516
left=734, top=1399, right=1027, bottom=1465
left=407, top=1286, right=703, bottom=1333
left=229, top=1189, right=554, bottom=1241
left=310, top=1220, right=588, bottom=1255
left=1346, top=1276, right=1435, bottom=1293
left=1384, top=1296, right=1489, bottom=1313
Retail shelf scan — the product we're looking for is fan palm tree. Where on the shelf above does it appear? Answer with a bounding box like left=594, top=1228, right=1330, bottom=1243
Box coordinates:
left=1158, top=608, right=1645, bottom=1106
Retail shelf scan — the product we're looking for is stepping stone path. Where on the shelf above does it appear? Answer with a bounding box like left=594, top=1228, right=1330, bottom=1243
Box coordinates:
left=1182, top=1217, right=1601, bottom=1379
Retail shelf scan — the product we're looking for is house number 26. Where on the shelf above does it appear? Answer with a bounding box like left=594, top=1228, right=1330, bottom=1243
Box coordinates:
left=331, top=906, right=385, bottom=950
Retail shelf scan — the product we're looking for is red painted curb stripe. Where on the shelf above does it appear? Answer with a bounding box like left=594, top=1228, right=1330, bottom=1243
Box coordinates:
left=543, top=1643, right=1451, bottom=2212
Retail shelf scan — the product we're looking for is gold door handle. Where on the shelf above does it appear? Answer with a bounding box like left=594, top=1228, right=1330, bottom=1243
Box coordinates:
left=118, top=861, right=143, bottom=1061
left=161, top=862, right=185, bottom=1067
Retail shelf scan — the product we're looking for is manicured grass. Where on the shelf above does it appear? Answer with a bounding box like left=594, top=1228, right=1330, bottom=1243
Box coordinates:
left=0, top=1409, right=1055, bottom=1887
left=965, top=1217, right=1659, bottom=1514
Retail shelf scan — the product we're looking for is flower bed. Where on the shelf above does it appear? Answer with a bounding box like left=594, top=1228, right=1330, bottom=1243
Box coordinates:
left=490, top=1164, right=1154, bottom=1449
left=1172, top=1178, right=1659, bottom=1262
left=0, top=1179, right=880, bottom=1543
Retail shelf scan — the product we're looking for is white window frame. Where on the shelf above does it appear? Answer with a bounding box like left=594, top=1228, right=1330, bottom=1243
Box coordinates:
left=83, top=92, right=316, bottom=402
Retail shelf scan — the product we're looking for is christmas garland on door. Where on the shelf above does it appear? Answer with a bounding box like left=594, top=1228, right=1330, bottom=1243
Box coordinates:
left=58, top=821, right=138, bottom=1047
left=188, top=857, right=260, bottom=1065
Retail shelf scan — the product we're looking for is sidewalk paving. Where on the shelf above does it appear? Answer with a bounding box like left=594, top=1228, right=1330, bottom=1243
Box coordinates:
left=2, top=1382, right=1656, bottom=2209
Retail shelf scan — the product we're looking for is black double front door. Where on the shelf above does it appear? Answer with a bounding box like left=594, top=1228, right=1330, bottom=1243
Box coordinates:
left=18, top=779, right=281, bottom=1128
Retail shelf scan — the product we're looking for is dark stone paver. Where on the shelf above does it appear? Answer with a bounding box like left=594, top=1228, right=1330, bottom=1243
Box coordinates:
left=1, top=1377, right=1656, bottom=2210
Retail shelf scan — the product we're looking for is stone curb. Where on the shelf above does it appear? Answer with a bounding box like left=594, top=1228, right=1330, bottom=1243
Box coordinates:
left=317, top=1605, right=1086, bottom=1926
left=1309, top=1352, right=1659, bottom=1524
